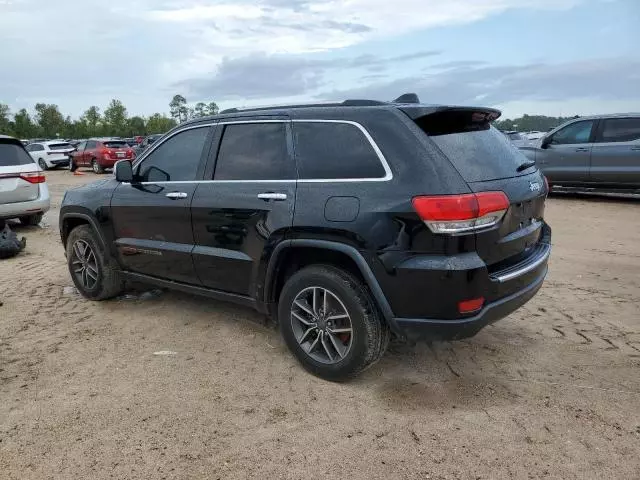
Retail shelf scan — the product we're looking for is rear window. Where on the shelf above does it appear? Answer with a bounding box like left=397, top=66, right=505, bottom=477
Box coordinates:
left=506, top=132, right=523, bottom=141
left=416, top=110, right=530, bottom=183
left=0, top=142, right=35, bottom=167
left=48, top=142, right=72, bottom=150
left=103, top=141, right=128, bottom=148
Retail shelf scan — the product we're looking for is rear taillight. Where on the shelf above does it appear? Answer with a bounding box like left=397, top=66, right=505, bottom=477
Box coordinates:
left=412, top=191, right=509, bottom=234
left=20, top=172, right=46, bottom=184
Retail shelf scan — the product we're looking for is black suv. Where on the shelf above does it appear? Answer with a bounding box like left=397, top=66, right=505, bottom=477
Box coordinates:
left=60, top=94, right=551, bottom=380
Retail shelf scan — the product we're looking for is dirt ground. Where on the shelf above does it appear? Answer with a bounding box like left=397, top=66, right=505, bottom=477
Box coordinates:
left=1, top=169, right=639, bottom=480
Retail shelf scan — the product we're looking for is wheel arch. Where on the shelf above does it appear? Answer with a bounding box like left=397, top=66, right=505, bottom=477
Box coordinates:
left=264, top=239, right=402, bottom=336
left=60, top=212, right=107, bottom=250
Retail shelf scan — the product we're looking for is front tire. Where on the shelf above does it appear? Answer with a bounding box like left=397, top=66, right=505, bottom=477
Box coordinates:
left=19, top=213, right=43, bottom=226
left=91, top=159, right=104, bottom=174
left=38, top=158, right=48, bottom=170
left=66, top=225, right=124, bottom=300
left=278, top=265, right=389, bottom=381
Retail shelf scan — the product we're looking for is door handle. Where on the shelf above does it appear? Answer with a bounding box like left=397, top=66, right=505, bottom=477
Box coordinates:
left=165, top=192, right=188, bottom=199
left=257, top=193, right=287, bottom=201
left=575, top=147, right=590, bottom=152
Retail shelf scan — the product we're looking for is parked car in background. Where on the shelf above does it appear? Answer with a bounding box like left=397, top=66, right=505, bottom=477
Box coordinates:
left=69, top=138, right=136, bottom=174
left=502, top=131, right=530, bottom=148
left=0, top=135, right=50, bottom=226
left=123, top=138, right=136, bottom=146
left=132, top=134, right=163, bottom=156
left=60, top=94, right=551, bottom=380
left=25, top=140, right=75, bottom=170
left=521, top=114, right=640, bottom=191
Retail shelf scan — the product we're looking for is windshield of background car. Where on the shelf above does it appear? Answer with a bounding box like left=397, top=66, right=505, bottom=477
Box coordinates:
left=0, top=141, right=35, bottom=166
left=415, top=110, right=532, bottom=183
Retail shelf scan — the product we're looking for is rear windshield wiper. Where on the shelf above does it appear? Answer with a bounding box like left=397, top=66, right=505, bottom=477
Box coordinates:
left=516, top=161, right=536, bottom=172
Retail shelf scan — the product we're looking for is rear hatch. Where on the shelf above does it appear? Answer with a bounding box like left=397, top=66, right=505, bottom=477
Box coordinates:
left=103, top=140, right=134, bottom=160
left=47, top=142, right=75, bottom=158
left=0, top=139, right=42, bottom=204
left=407, top=107, right=548, bottom=268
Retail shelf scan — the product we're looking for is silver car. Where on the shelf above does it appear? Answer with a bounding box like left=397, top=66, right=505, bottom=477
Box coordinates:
left=521, top=114, right=640, bottom=190
left=0, top=135, right=50, bottom=226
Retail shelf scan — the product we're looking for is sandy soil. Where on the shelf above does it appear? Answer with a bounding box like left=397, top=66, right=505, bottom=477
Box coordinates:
left=1, top=169, right=639, bottom=479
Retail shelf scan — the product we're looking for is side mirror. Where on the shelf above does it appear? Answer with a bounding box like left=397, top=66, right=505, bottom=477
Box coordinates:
left=114, top=160, right=133, bottom=182
left=540, top=136, right=552, bottom=149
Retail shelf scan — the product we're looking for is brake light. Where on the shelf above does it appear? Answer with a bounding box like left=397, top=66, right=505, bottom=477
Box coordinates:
left=412, top=191, right=509, bottom=234
left=20, top=172, right=46, bottom=184
left=458, top=297, right=484, bottom=314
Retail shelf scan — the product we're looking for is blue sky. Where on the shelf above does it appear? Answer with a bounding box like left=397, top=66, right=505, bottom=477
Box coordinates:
left=0, top=0, right=638, bottom=119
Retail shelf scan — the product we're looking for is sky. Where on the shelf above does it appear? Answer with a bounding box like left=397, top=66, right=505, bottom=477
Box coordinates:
left=0, top=0, right=638, bottom=120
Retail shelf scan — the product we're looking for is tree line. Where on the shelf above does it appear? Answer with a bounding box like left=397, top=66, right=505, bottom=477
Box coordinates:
left=0, top=95, right=218, bottom=140
left=494, top=114, right=578, bottom=132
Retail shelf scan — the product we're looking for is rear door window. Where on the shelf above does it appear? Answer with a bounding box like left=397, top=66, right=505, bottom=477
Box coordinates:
left=415, top=110, right=530, bottom=183
left=597, top=118, right=640, bottom=143
left=213, top=123, right=293, bottom=180
left=0, top=142, right=36, bottom=166
left=293, top=121, right=386, bottom=180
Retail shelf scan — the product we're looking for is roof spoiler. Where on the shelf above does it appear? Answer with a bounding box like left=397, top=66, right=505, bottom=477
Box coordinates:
left=399, top=105, right=502, bottom=122
left=392, top=93, right=420, bottom=104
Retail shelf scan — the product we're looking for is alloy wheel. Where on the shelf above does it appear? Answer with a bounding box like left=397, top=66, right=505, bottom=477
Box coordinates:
left=71, top=239, right=99, bottom=290
left=290, top=286, right=353, bottom=364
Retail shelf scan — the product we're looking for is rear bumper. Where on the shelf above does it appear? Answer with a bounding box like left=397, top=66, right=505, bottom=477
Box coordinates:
left=394, top=266, right=547, bottom=340
left=374, top=223, right=552, bottom=340
left=0, top=184, right=51, bottom=219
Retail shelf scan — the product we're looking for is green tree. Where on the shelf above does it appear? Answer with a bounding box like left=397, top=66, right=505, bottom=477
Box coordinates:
left=193, top=102, right=207, bottom=118
left=147, top=113, right=176, bottom=133
left=169, top=94, right=188, bottom=123
left=12, top=109, right=36, bottom=138
left=82, top=106, right=102, bottom=137
left=0, top=103, right=14, bottom=136
left=206, top=101, right=219, bottom=116
left=34, top=103, right=65, bottom=138
left=127, top=116, right=146, bottom=136
left=103, top=99, right=128, bottom=136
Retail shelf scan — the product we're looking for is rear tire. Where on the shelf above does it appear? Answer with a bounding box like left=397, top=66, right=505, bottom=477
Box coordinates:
left=66, top=225, right=124, bottom=300
left=278, top=265, right=389, bottom=381
left=38, top=158, right=48, bottom=170
left=19, top=213, right=43, bottom=226
left=91, top=159, right=104, bottom=174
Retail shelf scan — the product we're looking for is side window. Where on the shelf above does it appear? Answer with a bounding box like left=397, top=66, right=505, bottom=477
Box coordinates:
left=550, top=120, right=595, bottom=145
left=86, top=141, right=97, bottom=149
left=293, top=122, right=387, bottom=179
left=213, top=123, right=292, bottom=180
left=25, top=144, right=34, bottom=152
left=137, top=127, right=209, bottom=182
left=598, top=118, right=640, bottom=143
left=76, top=142, right=86, bottom=151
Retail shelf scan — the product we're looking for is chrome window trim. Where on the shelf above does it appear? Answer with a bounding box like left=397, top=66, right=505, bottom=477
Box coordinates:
left=128, top=118, right=393, bottom=185
left=291, top=119, right=393, bottom=183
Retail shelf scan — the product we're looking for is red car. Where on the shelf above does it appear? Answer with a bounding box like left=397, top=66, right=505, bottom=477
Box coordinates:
left=69, top=139, right=136, bottom=174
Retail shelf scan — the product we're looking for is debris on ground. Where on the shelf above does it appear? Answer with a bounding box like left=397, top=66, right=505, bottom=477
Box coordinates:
left=0, top=224, right=26, bottom=259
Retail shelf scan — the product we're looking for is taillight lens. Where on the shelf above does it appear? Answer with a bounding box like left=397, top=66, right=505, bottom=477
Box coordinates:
left=458, top=297, right=485, bottom=314
left=20, top=172, right=46, bottom=184
left=412, top=191, right=509, bottom=234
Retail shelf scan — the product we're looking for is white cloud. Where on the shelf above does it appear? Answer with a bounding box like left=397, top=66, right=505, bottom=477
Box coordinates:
left=0, top=0, right=590, bottom=117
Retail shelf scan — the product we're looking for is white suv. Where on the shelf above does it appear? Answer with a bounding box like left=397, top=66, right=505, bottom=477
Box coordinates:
left=25, top=140, right=75, bottom=170
left=0, top=135, right=50, bottom=226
